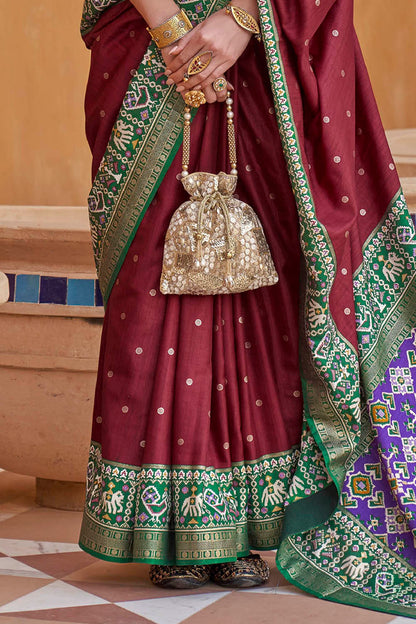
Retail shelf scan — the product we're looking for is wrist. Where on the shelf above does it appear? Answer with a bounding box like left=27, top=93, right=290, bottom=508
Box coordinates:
left=141, top=2, right=180, bottom=29
left=225, top=2, right=261, bottom=40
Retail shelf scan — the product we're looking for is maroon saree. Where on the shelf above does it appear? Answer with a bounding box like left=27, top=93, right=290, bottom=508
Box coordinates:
left=79, top=0, right=416, bottom=617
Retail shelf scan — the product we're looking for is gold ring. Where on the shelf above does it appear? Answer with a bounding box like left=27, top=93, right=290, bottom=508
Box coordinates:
left=184, top=90, right=207, bottom=108
left=183, top=50, right=213, bottom=81
left=212, top=77, right=227, bottom=92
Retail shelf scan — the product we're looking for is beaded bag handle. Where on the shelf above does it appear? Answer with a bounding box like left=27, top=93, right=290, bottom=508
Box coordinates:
left=181, top=91, right=238, bottom=178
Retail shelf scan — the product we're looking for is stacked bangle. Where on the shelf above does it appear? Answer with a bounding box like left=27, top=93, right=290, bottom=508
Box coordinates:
left=225, top=3, right=261, bottom=41
left=147, top=8, right=193, bottom=49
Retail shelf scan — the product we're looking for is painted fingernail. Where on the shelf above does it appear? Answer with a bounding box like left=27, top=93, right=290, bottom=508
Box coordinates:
left=169, top=46, right=179, bottom=55
left=165, top=69, right=172, bottom=76
left=176, top=86, right=185, bottom=92
left=166, top=78, right=174, bottom=85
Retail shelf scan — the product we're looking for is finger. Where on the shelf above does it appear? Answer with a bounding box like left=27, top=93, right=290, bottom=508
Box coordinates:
left=162, top=39, right=190, bottom=74
left=165, top=44, right=206, bottom=85
left=209, top=76, right=228, bottom=102
left=179, top=81, right=201, bottom=102
left=164, top=24, right=208, bottom=73
left=174, top=57, right=225, bottom=92
left=172, top=53, right=221, bottom=89
left=165, top=41, right=208, bottom=79
left=180, top=86, right=213, bottom=105
left=196, top=60, right=234, bottom=91
left=215, top=86, right=228, bottom=102
left=164, top=29, right=194, bottom=63
left=167, top=45, right=210, bottom=87
left=203, top=83, right=217, bottom=104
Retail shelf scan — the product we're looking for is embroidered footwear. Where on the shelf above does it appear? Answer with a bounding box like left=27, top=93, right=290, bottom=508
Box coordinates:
left=149, top=564, right=210, bottom=589
left=210, top=554, right=270, bottom=588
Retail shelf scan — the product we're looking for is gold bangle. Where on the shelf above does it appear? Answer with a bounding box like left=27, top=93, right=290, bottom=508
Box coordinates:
left=147, top=9, right=193, bottom=49
left=225, top=3, right=261, bottom=41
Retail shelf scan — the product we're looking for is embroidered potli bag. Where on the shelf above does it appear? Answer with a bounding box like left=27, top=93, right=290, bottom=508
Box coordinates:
left=160, top=90, right=278, bottom=295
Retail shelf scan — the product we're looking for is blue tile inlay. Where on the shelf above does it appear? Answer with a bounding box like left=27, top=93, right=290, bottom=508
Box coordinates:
left=95, top=281, right=104, bottom=307
left=67, top=278, right=95, bottom=306
left=15, top=274, right=40, bottom=303
left=6, top=273, right=15, bottom=302
left=6, top=273, right=103, bottom=307
left=40, top=276, right=67, bottom=305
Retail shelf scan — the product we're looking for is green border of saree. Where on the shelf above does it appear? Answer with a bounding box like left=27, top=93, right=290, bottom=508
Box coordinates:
left=79, top=442, right=300, bottom=565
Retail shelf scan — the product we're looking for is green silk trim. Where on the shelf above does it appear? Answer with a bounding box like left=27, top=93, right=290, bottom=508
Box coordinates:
left=86, top=0, right=228, bottom=304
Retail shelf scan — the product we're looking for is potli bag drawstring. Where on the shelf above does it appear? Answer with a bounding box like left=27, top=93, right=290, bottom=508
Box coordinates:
left=197, top=191, right=235, bottom=267
left=160, top=90, right=278, bottom=295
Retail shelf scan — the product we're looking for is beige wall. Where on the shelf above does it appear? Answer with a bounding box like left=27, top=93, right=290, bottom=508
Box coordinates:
left=0, top=0, right=415, bottom=207
left=0, top=1, right=92, bottom=207
left=354, top=0, right=416, bottom=130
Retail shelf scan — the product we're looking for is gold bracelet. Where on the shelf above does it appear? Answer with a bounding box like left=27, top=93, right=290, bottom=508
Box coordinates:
left=225, top=3, right=261, bottom=41
left=147, top=9, right=193, bottom=49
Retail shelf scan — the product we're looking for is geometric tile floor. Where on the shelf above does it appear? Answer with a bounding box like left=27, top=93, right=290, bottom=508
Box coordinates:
left=0, top=470, right=413, bottom=624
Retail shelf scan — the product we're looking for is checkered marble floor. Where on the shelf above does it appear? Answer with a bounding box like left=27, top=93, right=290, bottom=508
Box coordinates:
left=0, top=470, right=413, bottom=624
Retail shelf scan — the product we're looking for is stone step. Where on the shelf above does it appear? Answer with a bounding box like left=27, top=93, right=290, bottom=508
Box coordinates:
left=402, top=177, right=416, bottom=213
left=387, top=128, right=416, bottom=177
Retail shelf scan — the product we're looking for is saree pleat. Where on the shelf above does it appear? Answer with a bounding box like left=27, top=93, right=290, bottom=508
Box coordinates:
left=79, top=0, right=416, bottom=617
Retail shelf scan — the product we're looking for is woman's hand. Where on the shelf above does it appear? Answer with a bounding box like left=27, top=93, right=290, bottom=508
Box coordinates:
left=162, top=45, right=230, bottom=103
left=162, top=8, right=253, bottom=103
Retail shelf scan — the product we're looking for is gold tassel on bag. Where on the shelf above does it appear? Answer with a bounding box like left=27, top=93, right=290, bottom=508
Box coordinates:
left=160, top=90, right=278, bottom=295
